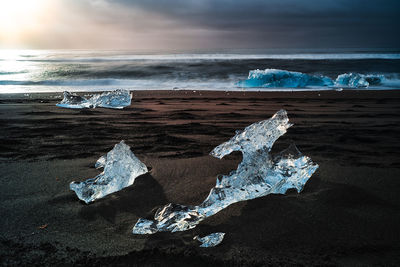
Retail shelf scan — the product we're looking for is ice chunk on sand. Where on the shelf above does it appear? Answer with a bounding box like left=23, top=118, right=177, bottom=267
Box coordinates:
left=70, top=141, right=148, bottom=204
left=132, top=110, right=318, bottom=234
left=56, top=89, right=132, bottom=109
left=237, top=69, right=333, bottom=88
left=335, top=73, right=384, bottom=88
left=56, top=91, right=89, bottom=109
left=237, top=69, right=388, bottom=89
left=88, top=89, right=132, bottom=109
left=194, top=233, right=225, bottom=247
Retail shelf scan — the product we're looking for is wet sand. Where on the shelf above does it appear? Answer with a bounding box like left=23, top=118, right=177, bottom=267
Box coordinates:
left=0, top=90, right=400, bottom=266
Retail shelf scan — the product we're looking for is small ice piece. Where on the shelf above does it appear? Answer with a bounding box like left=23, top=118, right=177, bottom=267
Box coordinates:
left=56, top=89, right=132, bottom=109
left=57, top=91, right=89, bottom=109
left=88, top=89, right=132, bottom=109
left=70, top=141, right=148, bottom=204
left=335, top=73, right=384, bottom=88
left=132, top=110, right=318, bottom=234
left=237, top=69, right=333, bottom=88
left=132, top=218, right=159, bottom=234
left=194, top=232, right=225, bottom=248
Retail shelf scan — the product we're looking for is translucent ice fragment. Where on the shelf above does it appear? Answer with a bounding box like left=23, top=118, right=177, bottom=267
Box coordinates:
left=56, top=91, right=89, bottom=109
left=132, top=218, right=159, bottom=234
left=194, top=232, right=225, bottom=247
left=132, top=110, right=318, bottom=234
left=335, top=73, right=384, bottom=88
left=88, top=89, right=132, bottom=109
left=237, top=69, right=333, bottom=88
left=70, top=141, right=148, bottom=204
left=57, top=89, right=132, bottom=109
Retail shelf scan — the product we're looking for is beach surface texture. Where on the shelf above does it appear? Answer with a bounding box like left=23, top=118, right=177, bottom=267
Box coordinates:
left=0, top=90, right=399, bottom=266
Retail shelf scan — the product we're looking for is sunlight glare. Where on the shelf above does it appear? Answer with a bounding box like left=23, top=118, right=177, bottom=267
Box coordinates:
left=0, top=0, right=50, bottom=41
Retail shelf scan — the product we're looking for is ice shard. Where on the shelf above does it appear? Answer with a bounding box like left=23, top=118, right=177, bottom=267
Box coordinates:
left=56, top=91, right=89, bottom=108
left=87, top=89, right=132, bottom=109
left=132, top=110, right=318, bottom=234
left=56, top=89, right=132, bottom=109
left=70, top=141, right=148, bottom=204
left=194, top=233, right=225, bottom=248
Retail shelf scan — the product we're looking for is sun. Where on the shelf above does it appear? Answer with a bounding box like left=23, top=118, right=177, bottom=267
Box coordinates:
left=0, top=0, right=50, bottom=41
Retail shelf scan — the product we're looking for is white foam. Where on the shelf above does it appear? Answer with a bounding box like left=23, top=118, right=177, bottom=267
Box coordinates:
left=11, top=53, right=400, bottom=62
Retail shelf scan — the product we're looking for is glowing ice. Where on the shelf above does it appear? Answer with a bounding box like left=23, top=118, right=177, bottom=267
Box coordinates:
left=194, top=233, right=225, bottom=247
left=56, top=89, right=132, bottom=109
left=237, top=69, right=332, bottom=88
left=238, top=69, right=387, bottom=89
left=132, top=110, right=318, bottom=234
left=335, top=73, right=383, bottom=88
left=70, top=141, right=148, bottom=204
left=57, top=91, right=88, bottom=108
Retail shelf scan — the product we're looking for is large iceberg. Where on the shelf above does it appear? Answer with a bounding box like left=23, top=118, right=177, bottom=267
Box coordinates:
left=237, top=69, right=389, bottom=89
left=237, top=69, right=333, bottom=88
left=70, top=141, right=148, bottom=204
left=334, top=73, right=384, bottom=88
left=132, top=110, right=318, bottom=234
left=194, top=232, right=225, bottom=247
left=56, top=89, right=132, bottom=109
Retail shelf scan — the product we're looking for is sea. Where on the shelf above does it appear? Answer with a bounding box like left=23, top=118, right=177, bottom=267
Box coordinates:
left=1, top=49, right=400, bottom=93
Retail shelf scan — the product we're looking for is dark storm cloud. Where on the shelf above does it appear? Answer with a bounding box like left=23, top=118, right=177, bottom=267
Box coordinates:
left=8, top=0, right=398, bottom=49
left=107, top=0, right=400, bottom=48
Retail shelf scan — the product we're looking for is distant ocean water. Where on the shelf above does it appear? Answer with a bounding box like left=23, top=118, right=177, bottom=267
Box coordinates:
left=0, top=50, right=400, bottom=93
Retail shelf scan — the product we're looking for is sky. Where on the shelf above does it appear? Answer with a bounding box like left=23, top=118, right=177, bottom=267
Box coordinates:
left=0, top=0, right=399, bottom=50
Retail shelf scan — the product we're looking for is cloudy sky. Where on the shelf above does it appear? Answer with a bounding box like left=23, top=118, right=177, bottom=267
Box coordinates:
left=0, top=0, right=399, bottom=50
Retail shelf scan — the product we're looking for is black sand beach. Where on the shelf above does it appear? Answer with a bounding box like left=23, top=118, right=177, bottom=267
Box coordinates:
left=1, top=90, right=400, bottom=266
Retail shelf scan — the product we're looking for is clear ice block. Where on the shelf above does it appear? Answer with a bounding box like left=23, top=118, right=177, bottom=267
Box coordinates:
left=57, top=89, right=132, bottom=109
left=237, top=69, right=333, bottom=88
left=335, top=73, right=384, bottom=88
left=194, top=232, right=225, bottom=247
left=70, top=141, right=148, bottom=204
left=132, top=110, right=318, bottom=234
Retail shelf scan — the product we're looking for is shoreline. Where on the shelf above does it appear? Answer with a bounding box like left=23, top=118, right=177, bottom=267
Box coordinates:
left=1, top=88, right=400, bottom=98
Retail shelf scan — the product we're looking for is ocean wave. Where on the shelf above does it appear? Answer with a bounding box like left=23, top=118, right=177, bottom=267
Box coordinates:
left=0, top=79, right=236, bottom=93
left=1, top=51, right=400, bottom=93
left=0, top=78, right=233, bottom=90
left=4, top=51, right=400, bottom=83
left=0, top=71, right=28, bottom=75
left=0, top=78, right=126, bottom=86
left=14, top=53, right=400, bottom=62
left=1, top=71, right=399, bottom=91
